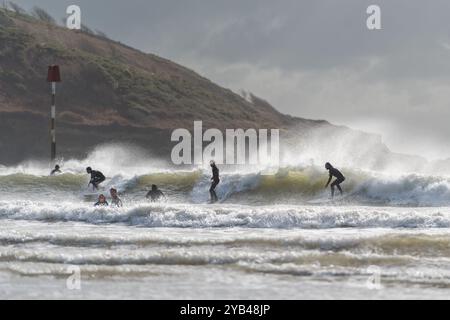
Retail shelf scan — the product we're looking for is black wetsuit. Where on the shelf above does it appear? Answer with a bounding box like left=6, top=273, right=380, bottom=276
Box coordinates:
left=210, top=165, right=220, bottom=203
left=94, top=200, right=109, bottom=207
left=327, top=167, right=346, bottom=197
left=146, top=190, right=165, bottom=202
left=50, top=168, right=61, bottom=176
left=90, top=170, right=106, bottom=189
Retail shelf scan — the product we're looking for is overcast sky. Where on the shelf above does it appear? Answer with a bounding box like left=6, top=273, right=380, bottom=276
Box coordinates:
left=11, top=0, right=450, bottom=160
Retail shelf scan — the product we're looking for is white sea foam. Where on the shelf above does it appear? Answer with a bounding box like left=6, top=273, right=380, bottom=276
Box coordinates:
left=0, top=201, right=449, bottom=229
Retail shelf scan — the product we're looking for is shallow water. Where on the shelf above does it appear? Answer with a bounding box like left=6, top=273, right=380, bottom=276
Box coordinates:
left=1, top=205, right=450, bottom=299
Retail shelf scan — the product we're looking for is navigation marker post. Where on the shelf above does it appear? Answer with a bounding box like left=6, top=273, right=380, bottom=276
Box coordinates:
left=47, top=65, right=61, bottom=163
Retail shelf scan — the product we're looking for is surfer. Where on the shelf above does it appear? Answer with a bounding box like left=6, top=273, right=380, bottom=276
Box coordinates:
left=110, top=188, right=123, bottom=207
left=325, top=162, right=346, bottom=198
left=94, top=194, right=109, bottom=207
left=86, top=167, right=106, bottom=191
left=50, top=165, right=61, bottom=176
left=209, top=160, right=220, bottom=203
left=146, top=185, right=165, bottom=202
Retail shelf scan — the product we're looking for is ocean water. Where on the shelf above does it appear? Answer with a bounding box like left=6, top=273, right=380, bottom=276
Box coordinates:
left=1, top=150, right=450, bottom=299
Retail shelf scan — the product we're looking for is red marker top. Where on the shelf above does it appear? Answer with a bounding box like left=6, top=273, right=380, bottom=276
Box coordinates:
left=47, top=65, right=61, bottom=82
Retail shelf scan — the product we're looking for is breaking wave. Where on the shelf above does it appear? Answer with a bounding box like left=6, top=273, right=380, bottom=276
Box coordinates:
left=0, top=168, right=450, bottom=206
left=0, top=201, right=449, bottom=229
left=1, top=144, right=450, bottom=206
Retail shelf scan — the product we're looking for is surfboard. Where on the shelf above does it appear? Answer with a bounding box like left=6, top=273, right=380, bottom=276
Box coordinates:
left=308, top=193, right=352, bottom=205
left=207, top=198, right=226, bottom=204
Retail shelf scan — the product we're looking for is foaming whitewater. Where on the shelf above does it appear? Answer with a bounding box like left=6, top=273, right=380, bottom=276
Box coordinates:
left=1, top=144, right=450, bottom=299
left=0, top=201, right=449, bottom=229
left=1, top=160, right=450, bottom=206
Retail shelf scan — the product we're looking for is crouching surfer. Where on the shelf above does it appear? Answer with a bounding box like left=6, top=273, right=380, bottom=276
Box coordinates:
left=325, top=162, right=346, bottom=198
left=86, top=167, right=106, bottom=191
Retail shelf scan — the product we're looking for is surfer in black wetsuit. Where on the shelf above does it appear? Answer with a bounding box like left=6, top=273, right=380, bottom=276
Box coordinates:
left=146, top=185, right=165, bottom=202
left=325, top=162, right=346, bottom=198
left=50, top=165, right=61, bottom=176
left=86, top=167, right=106, bottom=191
left=209, top=160, right=220, bottom=203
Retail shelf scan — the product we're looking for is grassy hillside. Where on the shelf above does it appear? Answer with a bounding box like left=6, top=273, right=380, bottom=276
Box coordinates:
left=0, top=8, right=294, bottom=129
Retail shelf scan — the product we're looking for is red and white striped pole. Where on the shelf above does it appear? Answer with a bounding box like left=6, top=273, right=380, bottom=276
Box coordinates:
left=51, top=82, right=56, bottom=161
left=47, top=66, right=61, bottom=163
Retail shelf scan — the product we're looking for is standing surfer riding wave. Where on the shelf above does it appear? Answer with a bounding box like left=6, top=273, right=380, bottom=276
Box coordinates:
left=325, top=162, right=346, bottom=198
left=209, top=160, right=220, bottom=203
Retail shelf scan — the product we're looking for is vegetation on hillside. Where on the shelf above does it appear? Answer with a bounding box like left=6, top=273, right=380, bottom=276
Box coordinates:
left=0, top=5, right=291, bottom=131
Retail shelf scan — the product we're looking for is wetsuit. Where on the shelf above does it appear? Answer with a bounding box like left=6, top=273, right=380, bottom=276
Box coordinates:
left=90, top=170, right=106, bottom=189
left=327, top=167, right=346, bottom=198
left=50, top=168, right=61, bottom=176
left=94, top=200, right=109, bottom=207
left=210, top=165, right=220, bottom=203
left=146, top=190, right=165, bottom=202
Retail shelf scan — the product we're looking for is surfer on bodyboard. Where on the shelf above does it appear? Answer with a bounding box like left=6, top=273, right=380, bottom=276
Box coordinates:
left=86, top=167, right=106, bottom=191
left=209, top=160, right=220, bottom=203
left=325, top=162, right=346, bottom=198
